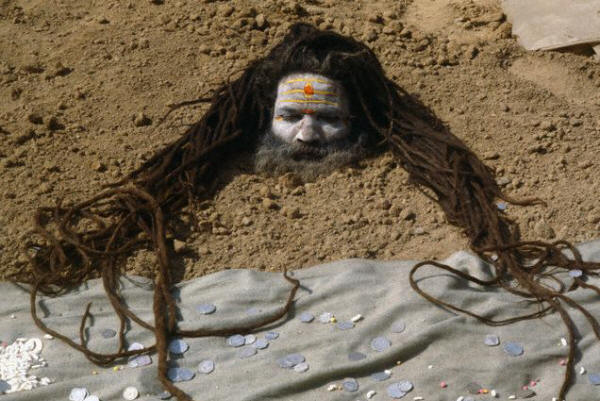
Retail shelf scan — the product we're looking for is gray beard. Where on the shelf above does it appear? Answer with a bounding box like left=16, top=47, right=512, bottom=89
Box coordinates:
left=253, top=129, right=369, bottom=181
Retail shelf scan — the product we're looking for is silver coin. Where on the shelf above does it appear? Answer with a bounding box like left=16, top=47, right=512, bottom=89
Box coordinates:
left=299, top=312, right=315, bottom=323
left=128, top=354, right=152, bottom=368
left=253, top=338, right=269, bottom=349
left=342, top=378, right=359, bottom=392
left=238, top=346, right=257, bottom=359
left=244, top=334, right=256, bottom=345
left=589, top=373, right=600, bottom=385
left=122, top=386, right=139, bottom=401
left=265, top=331, right=279, bottom=340
left=196, top=303, right=216, bottom=314
left=386, top=383, right=406, bottom=399
left=484, top=334, right=500, bottom=346
left=69, top=387, right=88, bottom=401
left=226, top=334, right=246, bottom=347
left=391, top=320, right=406, bottom=333
left=100, top=329, right=116, bottom=339
left=371, top=371, right=391, bottom=381
left=319, top=312, right=333, bottom=323
left=278, top=353, right=305, bottom=368
left=198, top=359, right=215, bottom=374
left=337, top=321, right=354, bottom=330
left=167, top=367, right=195, bottom=382
left=503, top=341, right=524, bottom=356
left=370, top=336, right=391, bottom=352
left=348, top=351, right=366, bottom=361
left=569, top=269, right=583, bottom=278
left=293, top=362, right=309, bottom=373
left=168, top=339, right=189, bottom=354
left=0, top=380, right=11, bottom=393
left=398, top=380, right=413, bottom=392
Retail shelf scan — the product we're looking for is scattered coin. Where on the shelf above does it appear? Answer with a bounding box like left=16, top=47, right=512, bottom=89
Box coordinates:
left=128, top=355, right=152, bottom=368
left=123, top=386, right=139, bottom=400
left=466, top=382, right=481, bottom=394
left=515, top=388, right=535, bottom=398
left=265, top=332, right=279, bottom=340
left=319, top=312, right=333, bottom=323
left=484, top=335, right=500, bottom=346
left=238, top=346, right=257, bottom=359
left=398, top=380, right=413, bottom=392
left=195, top=303, right=216, bottom=314
left=168, top=339, right=189, bottom=354
left=342, top=378, right=359, bottom=392
left=589, top=373, right=600, bottom=385
left=337, top=321, right=354, bottom=330
left=387, top=382, right=407, bottom=399
left=370, top=336, right=391, bottom=352
left=348, top=351, right=366, bottom=361
left=244, top=334, right=256, bottom=345
left=503, top=342, right=524, bottom=356
left=100, top=329, right=117, bottom=339
left=568, top=269, right=583, bottom=278
left=226, top=334, right=246, bottom=347
left=294, top=362, right=309, bottom=373
left=371, top=371, right=392, bottom=381
left=253, top=338, right=269, bottom=349
left=198, top=359, right=215, bottom=374
left=299, top=312, right=315, bottom=323
left=391, top=320, right=406, bottom=333
left=167, top=367, right=195, bottom=382
left=277, top=353, right=305, bottom=368
left=69, top=387, right=88, bottom=401
left=156, top=391, right=172, bottom=400
left=127, top=342, right=144, bottom=351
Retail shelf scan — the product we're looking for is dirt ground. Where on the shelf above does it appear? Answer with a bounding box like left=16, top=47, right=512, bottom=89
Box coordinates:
left=1, top=0, right=600, bottom=281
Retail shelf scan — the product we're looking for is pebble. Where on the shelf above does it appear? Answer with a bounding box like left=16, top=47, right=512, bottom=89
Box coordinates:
left=253, top=338, right=269, bottom=349
left=133, top=112, right=151, bottom=127
left=579, top=366, right=586, bottom=374
left=278, top=353, right=305, bottom=368
left=503, top=342, right=524, bottom=356
left=391, top=320, right=406, bottom=333
left=560, top=337, right=568, bottom=347
left=168, top=339, right=189, bottom=354
left=238, top=346, right=257, bottom=359
left=167, top=367, right=195, bottom=382
left=370, top=336, right=391, bottom=352
left=122, top=386, right=139, bottom=400
left=196, top=303, right=217, bottom=314
left=490, top=389, right=498, bottom=397
left=244, top=334, right=256, bottom=345
left=589, top=373, right=600, bottom=385
left=198, top=360, right=215, bottom=374
left=172, top=239, right=186, bottom=253
left=366, top=390, right=376, bottom=399
left=265, top=332, right=279, bottom=340
left=440, top=381, right=448, bottom=388
left=293, top=362, right=309, bottom=373
left=70, top=388, right=88, bottom=401
left=226, top=334, right=246, bottom=347
left=43, top=334, right=53, bottom=340
left=342, top=378, right=359, bottom=392
left=319, top=312, right=334, bottom=323
left=348, top=351, right=366, bottom=361
left=371, top=370, right=392, bottom=381
left=484, top=334, right=500, bottom=346
left=100, top=328, right=117, bottom=338
left=255, top=13, right=267, bottom=29
left=336, top=321, right=355, bottom=330
left=299, top=312, right=314, bottom=323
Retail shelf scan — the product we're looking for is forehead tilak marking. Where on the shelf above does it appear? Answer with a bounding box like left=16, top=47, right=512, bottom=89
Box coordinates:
left=277, top=75, right=340, bottom=107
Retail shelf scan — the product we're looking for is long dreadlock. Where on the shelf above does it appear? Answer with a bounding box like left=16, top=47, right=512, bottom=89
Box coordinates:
left=11, top=23, right=600, bottom=401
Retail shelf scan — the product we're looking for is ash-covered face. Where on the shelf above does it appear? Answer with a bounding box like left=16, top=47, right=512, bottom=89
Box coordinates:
left=271, top=73, right=351, bottom=147
left=254, top=73, right=367, bottom=181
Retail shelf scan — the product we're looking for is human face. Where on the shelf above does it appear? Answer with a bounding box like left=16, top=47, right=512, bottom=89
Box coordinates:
left=271, top=73, right=350, bottom=145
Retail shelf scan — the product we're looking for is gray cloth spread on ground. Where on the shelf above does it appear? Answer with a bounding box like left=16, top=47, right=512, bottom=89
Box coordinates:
left=2, top=241, right=600, bottom=401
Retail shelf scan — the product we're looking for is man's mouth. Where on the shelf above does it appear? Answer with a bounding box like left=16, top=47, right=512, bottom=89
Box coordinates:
left=290, top=144, right=327, bottom=161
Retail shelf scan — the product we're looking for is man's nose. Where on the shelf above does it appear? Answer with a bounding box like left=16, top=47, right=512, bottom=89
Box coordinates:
left=295, top=116, right=321, bottom=144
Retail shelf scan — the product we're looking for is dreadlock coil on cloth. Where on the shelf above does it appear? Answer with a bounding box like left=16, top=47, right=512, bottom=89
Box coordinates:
left=11, top=23, right=600, bottom=401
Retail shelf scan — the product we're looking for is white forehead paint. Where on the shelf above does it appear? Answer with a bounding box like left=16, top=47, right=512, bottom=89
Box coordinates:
left=271, top=73, right=350, bottom=144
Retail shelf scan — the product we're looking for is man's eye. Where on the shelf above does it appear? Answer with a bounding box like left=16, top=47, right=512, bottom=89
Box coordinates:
left=280, top=114, right=301, bottom=122
left=318, top=115, right=341, bottom=124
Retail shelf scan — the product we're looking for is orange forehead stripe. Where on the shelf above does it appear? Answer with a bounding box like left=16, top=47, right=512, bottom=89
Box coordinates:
left=301, top=108, right=315, bottom=114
